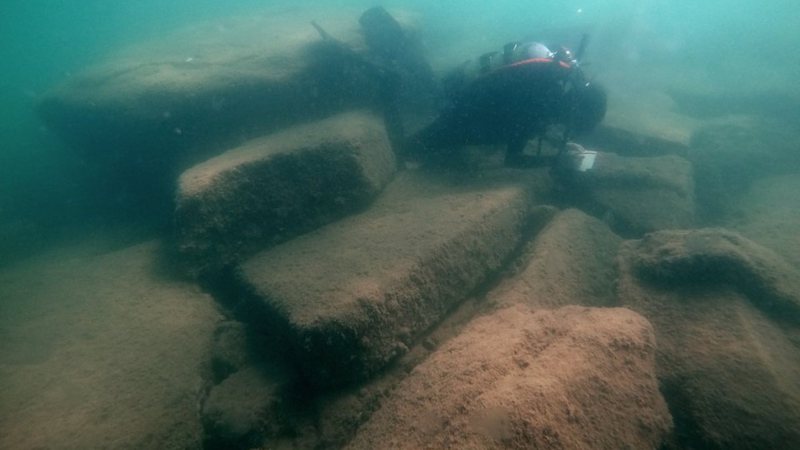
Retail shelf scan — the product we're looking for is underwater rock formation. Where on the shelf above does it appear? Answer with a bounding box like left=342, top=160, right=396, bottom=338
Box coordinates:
left=35, top=7, right=421, bottom=216
left=346, top=305, right=672, bottom=450
left=202, top=366, right=287, bottom=449
left=566, top=152, right=695, bottom=236
left=232, top=170, right=550, bottom=388
left=489, top=208, right=621, bottom=309
left=583, top=124, right=690, bottom=158
left=174, top=111, right=396, bottom=277
left=732, top=174, right=800, bottom=269
left=0, top=241, right=222, bottom=449
left=618, top=229, right=800, bottom=449
left=690, top=119, right=800, bottom=222
left=630, top=228, right=800, bottom=321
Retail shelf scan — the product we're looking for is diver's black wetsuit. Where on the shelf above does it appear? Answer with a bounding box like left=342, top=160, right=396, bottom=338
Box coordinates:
left=409, top=52, right=605, bottom=167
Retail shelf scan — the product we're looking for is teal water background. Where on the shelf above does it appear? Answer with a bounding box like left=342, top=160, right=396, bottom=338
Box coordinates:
left=0, top=0, right=797, bottom=256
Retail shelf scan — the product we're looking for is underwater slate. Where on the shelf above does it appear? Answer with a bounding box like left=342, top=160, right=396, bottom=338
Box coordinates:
left=234, top=169, right=549, bottom=387
left=346, top=305, right=672, bottom=450
left=174, top=111, right=395, bottom=276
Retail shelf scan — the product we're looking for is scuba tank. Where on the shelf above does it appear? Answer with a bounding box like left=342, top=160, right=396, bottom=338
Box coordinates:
left=478, top=42, right=556, bottom=74
left=442, top=40, right=580, bottom=99
left=441, top=42, right=554, bottom=99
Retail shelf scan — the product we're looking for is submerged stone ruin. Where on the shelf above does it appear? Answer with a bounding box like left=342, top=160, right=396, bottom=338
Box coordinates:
left=175, top=111, right=396, bottom=276
left=13, top=4, right=800, bottom=450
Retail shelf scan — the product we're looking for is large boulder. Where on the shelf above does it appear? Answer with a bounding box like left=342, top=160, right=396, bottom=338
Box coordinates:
left=617, top=229, right=800, bottom=449
left=629, top=228, right=800, bottom=321
left=231, top=169, right=550, bottom=388
left=36, top=6, right=420, bottom=214
left=489, top=208, right=621, bottom=309
left=346, top=305, right=672, bottom=450
left=0, top=240, right=222, bottom=449
left=563, top=151, right=695, bottom=236
left=174, top=111, right=396, bottom=277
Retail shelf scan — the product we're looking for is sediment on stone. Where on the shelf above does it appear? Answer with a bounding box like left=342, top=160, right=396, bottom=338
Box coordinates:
left=489, top=208, right=622, bottom=309
left=346, top=305, right=673, bottom=450
left=0, top=240, right=222, bottom=450
left=617, top=233, right=800, bottom=449
left=174, top=111, right=396, bottom=277
left=559, top=152, right=694, bottom=236
left=36, top=7, right=422, bottom=216
left=230, top=169, right=551, bottom=388
left=629, top=228, right=800, bottom=322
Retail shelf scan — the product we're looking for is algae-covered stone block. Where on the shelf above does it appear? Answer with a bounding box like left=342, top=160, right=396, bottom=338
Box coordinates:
left=175, top=111, right=396, bottom=276
left=36, top=7, right=418, bottom=213
left=235, top=170, right=549, bottom=387
left=37, top=7, right=387, bottom=158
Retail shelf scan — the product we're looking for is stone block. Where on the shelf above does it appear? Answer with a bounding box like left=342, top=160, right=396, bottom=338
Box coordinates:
left=234, top=170, right=549, bottom=387
left=565, top=152, right=695, bottom=236
left=617, top=231, right=800, bottom=449
left=346, top=305, right=672, bottom=449
left=489, top=208, right=621, bottom=309
left=174, top=111, right=396, bottom=276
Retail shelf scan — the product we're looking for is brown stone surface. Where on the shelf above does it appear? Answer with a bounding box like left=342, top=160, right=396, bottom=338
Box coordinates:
left=617, top=231, right=800, bottom=449
left=37, top=7, right=399, bottom=158
left=35, top=6, right=418, bottom=215
left=202, top=366, right=287, bottom=449
left=346, top=305, right=672, bottom=450
left=629, top=228, right=800, bottom=321
left=234, top=169, right=550, bottom=387
left=489, top=208, right=621, bottom=309
left=0, top=240, right=221, bottom=450
left=174, top=111, right=396, bottom=276
left=571, top=152, right=695, bottom=235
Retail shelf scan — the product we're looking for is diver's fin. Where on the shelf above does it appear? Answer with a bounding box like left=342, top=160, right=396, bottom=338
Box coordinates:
left=311, top=21, right=334, bottom=41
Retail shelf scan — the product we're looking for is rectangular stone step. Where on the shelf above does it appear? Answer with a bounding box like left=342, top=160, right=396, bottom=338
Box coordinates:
left=233, top=170, right=549, bottom=387
left=174, top=111, right=396, bottom=276
left=345, top=305, right=671, bottom=450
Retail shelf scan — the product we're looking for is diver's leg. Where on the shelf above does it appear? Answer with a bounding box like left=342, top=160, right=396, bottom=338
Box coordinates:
left=504, top=135, right=529, bottom=167
left=378, top=70, right=405, bottom=165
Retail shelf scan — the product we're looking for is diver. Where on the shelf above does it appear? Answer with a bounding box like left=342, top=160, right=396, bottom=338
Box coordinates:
left=405, top=38, right=607, bottom=168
